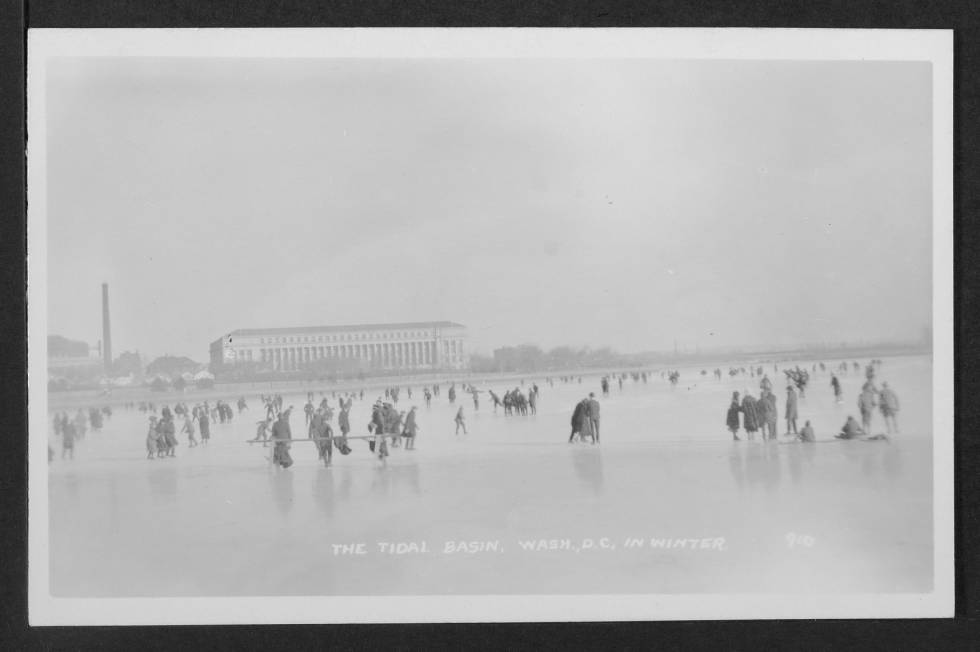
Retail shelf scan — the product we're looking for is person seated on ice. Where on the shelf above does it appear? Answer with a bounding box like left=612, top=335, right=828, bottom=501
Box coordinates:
left=270, top=411, right=294, bottom=469
left=799, top=420, right=816, bottom=443
left=836, top=415, right=864, bottom=440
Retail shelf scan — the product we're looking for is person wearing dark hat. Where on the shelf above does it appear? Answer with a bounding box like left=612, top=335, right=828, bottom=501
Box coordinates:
left=587, top=392, right=601, bottom=443
left=726, top=392, right=741, bottom=441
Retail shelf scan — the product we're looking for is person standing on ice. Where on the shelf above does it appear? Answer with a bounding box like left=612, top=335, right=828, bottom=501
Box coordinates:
left=784, top=385, right=799, bottom=436
left=181, top=413, right=198, bottom=447
left=403, top=406, right=419, bottom=450
left=740, top=392, right=761, bottom=441
left=568, top=398, right=588, bottom=443
left=198, top=408, right=211, bottom=445
left=270, top=411, right=294, bottom=469
left=587, top=392, right=601, bottom=443
left=831, top=374, right=843, bottom=403
left=879, top=382, right=900, bottom=434
left=759, top=389, right=778, bottom=440
left=726, top=392, right=742, bottom=440
left=760, top=374, right=772, bottom=393
left=448, top=385, right=457, bottom=405
left=858, top=385, right=877, bottom=434
left=145, top=416, right=159, bottom=460
left=454, top=405, right=467, bottom=435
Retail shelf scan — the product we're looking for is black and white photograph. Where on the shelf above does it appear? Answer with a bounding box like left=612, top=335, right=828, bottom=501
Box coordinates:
left=26, top=28, right=953, bottom=623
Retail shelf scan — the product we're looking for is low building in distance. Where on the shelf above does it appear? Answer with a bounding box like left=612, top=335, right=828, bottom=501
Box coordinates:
left=210, top=321, right=468, bottom=373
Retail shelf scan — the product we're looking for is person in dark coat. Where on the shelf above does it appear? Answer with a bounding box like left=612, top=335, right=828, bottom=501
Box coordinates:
left=587, top=393, right=601, bottom=443
left=271, top=412, right=294, bottom=469
left=726, top=392, right=741, bottom=440
left=568, top=399, right=589, bottom=443
left=403, top=406, right=419, bottom=450
left=335, top=406, right=352, bottom=454
left=198, top=410, right=211, bottom=445
left=741, top=392, right=761, bottom=440
left=785, top=386, right=799, bottom=435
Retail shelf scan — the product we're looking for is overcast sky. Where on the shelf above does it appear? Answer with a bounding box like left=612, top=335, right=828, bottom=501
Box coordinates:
left=44, top=57, right=932, bottom=360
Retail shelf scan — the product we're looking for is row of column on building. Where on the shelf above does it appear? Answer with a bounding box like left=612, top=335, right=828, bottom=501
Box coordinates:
left=256, top=339, right=463, bottom=371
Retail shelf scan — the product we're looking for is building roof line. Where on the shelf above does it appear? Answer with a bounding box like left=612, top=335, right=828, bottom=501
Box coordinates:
left=220, top=321, right=466, bottom=338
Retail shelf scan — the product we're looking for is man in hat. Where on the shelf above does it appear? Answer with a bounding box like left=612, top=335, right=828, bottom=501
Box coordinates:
left=587, top=392, right=601, bottom=443
left=785, top=385, right=799, bottom=436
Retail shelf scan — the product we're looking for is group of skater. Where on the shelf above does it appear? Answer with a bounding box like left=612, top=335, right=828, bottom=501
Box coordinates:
left=568, top=392, right=602, bottom=444
left=725, top=359, right=901, bottom=443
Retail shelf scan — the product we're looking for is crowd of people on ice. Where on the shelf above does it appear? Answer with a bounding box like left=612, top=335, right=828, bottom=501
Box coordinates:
left=50, top=356, right=904, bottom=467
left=724, top=359, right=901, bottom=443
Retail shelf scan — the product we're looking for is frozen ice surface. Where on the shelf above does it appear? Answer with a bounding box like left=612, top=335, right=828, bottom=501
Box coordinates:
left=46, top=355, right=933, bottom=597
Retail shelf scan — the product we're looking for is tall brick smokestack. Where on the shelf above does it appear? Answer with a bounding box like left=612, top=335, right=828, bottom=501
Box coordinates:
left=102, top=283, right=112, bottom=374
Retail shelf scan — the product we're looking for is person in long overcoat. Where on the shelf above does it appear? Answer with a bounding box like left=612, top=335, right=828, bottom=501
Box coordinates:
left=403, top=406, right=419, bottom=450
left=569, top=399, right=588, bottom=443
left=858, top=387, right=877, bottom=434
left=785, top=386, right=799, bottom=435
left=741, top=392, right=761, bottom=440
left=726, top=392, right=741, bottom=440
left=271, top=412, right=294, bottom=469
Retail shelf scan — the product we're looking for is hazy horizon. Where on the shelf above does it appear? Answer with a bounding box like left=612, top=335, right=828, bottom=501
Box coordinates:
left=45, top=57, right=932, bottom=361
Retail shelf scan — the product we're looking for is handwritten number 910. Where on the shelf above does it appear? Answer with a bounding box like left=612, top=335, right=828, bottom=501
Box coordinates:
left=785, top=533, right=815, bottom=548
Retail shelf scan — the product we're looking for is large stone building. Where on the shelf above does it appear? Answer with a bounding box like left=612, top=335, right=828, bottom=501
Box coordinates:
left=209, top=321, right=468, bottom=372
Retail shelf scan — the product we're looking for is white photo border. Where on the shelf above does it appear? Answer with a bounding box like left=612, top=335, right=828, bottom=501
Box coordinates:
left=26, top=27, right=954, bottom=624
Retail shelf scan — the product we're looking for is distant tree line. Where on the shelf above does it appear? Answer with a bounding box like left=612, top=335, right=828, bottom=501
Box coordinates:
left=471, top=345, right=636, bottom=373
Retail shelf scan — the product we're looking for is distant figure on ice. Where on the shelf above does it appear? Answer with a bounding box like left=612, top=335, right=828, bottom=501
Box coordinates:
left=831, top=374, right=843, bottom=403
left=403, top=406, right=419, bottom=450
left=182, top=413, right=198, bottom=447
left=760, top=389, right=778, bottom=441
left=271, top=412, right=294, bottom=469
left=472, top=390, right=480, bottom=411
left=448, top=385, right=457, bottom=404
left=568, top=398, right=588, bottom=443
left=741, top=392, right=761, bottom=441
left=424, top=387, right=432, bottom=407
left=858, top=385, right=877, bottom=434
left=879, top=382, right=901, bottom=434
left=489, top=390, right=502, bottom=412
left=836, top=415, right=864, bottom=440
left=799, top=420, right=816, bottom=443
left=587, top=392, right=601, bottom=443
left=198, top=409, right=211, bottom=445
left=726, top=391, right=741, bottom=441
left=785, top=385, right=799, bottom=436
left=601, top=377, right=610, bottom=396
left=145, top=416, right=159, bottom=460
left=760, top=374, right=772, bottom=393
left=528, top=388, right=538, bottom=416
left=454, top=405, right=467, bottom=435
